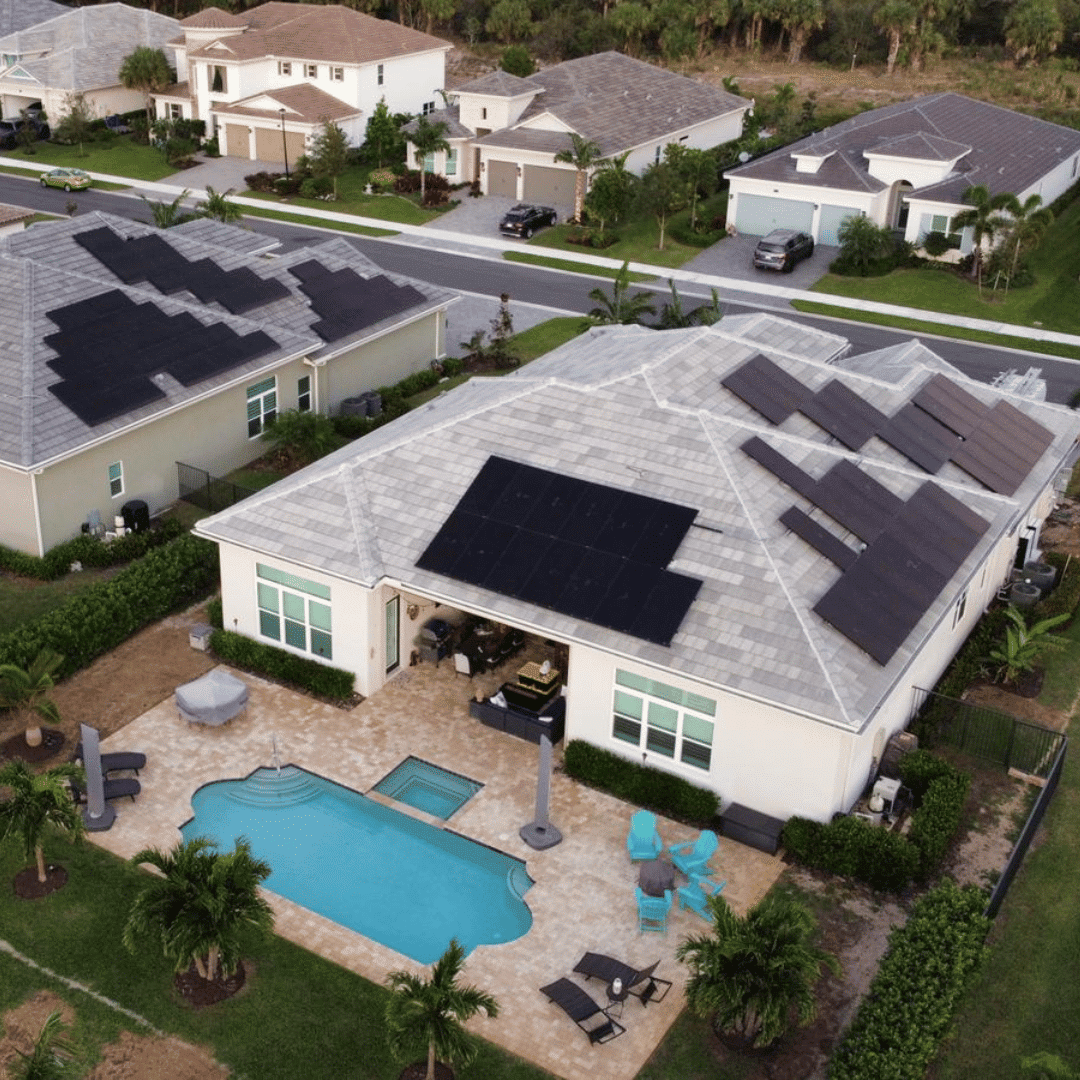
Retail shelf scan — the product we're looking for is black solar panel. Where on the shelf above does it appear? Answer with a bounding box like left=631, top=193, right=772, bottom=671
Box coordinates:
left=416, top=456, right=702, bottom=646
left=950, top=399, right=1056, bottom=495
left=913, top=373, right=988, bottom=437
left=721, top=353, right=812, bottom=424
left=800, top=380, right=887, bottom=450
left=879, top=403, right=957, bottom=473
left=812, top=460, right=903, bottom=543
left=779, top=507, right=857, bottom=569
left=741, top=436, right=818, bottom=500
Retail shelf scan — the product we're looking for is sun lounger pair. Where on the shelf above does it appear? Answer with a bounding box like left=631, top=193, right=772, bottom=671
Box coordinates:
left=73, top=743, right=146, bottom=776
left=572, top=953, right=672, bottom=1006
left=539, top=979, right=626, bottom=1044
left=69, top=777, right=140, bottom=805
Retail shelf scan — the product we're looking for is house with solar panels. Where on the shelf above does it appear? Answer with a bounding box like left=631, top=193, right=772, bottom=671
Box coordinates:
left=194, top=316, right=1080, bottom=824
left=0, top=212, right=455, bottom=557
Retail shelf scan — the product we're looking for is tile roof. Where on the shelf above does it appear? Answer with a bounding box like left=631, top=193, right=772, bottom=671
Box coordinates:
left=0, top=0, right=68, bottom=37
left=0, top=203, right=36, bottom=227
left=728, top=92, right=1080, bottom=204
left=196, top=316, right=1080, bottom=731
left=184, top=2, right=450, bottom=66
left=213, top=82, right=361, bottom=123
left=0, top=213, right=454, bottom=469
left=455, top=70, right=540, bottom=96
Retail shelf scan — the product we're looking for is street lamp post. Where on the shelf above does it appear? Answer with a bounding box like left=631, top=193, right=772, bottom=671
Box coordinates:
left=279, top=107, right=289, bottom=179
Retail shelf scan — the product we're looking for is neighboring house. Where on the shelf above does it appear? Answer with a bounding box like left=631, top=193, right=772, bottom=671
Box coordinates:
left=0, top=202, right=35, bottom=236
left=409, top=52, right=752, bottom=206
left=0, top=4, right=180, bottom=123
left=0, top=0, right=67, bottom=38
left=157, top=2, right=451, bottom=162
left=0, top=211, right=456, bottom=556
left=725, top=92, right=1080, bottom=248
left=194, top=315, right=1080, bottom=825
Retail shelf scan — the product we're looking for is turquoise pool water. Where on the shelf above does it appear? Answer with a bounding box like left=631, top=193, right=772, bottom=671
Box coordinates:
left=372, top=756, right=482, bottom=819
left=181, top=766, right=532, bottom=964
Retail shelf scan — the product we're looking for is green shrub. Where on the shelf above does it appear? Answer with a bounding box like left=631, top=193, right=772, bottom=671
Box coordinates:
left=1032, top=551, right=1080, bottom=623
left=897, top=747, right=958, bottom=805
left=209, top=629, right=354, bottom=700
left=0, top=534, right=219, bottom=677
left=907, top=770, right=970, bottom=881
left=923, top=230, right=951, bottom=256
left=441, top=357, right=464, bottom=377
left=828, top=880, right=989, bottom=1080
left=206, top=597, right=223, bottom=629
left=562, top=740, right=719, bottom=824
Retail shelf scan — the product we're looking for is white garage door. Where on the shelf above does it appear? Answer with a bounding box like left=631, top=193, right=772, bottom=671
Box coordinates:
left=818, top=205, right=862, bottom=246
left=487, top=159, right=517, bottom=197
left=523, top=164, right=574, bottom=206
left=224, top=123, right=249, bottom=159
left=735, top=193, right=815, bottom=238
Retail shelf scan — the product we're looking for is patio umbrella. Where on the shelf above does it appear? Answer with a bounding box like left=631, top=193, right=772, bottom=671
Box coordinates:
left=80, top=723, right=116, bottom=832
left=520, top=733, right=563, bottom=850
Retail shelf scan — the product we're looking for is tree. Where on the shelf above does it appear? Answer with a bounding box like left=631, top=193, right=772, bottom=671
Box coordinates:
left=984, top=606, right=1069, bottom=685
left=835, top=213, right=894, bottom=275
left=1005, top=0, right=1063, bottom=63
left=657, top=280, right=724, bottom=327
left=584, top=153, right=636, bottom=240
left=363, top=100, right=406, bottom=168
left=998, top=192, right=1052, bottom=293
left=0, top=649, right=64, bottom=747
left=0, top=760, right=84, bottom=885
left=874, top=0, right=919, bottom=73
left=637, top=159, right=688, bottom=250
left=385, top=938, right=499, bottom=1080
left=405, top=116, right=450, bottom=205
left=140, top=189, right=194, bottom=229
left=308, top=119, right=350, bottom=198
left=777, top=0, right=827, bottom=60
left=485, top=0, right=534, bottom=42
left=500, top=44, right=535, bottom=76
left=264, top=409, right=344, bottom=466
left=196, top=185, right=242, bottom=224
left=118, top=47, right=173, bottom=130
left=664, top=144, right=717, bottom=231
left=123, top=836, right=274, bottom=983
left=608, top=1, right=654, bottom=55
left=951, top=183, right=1015, bottom=292
left=677, top=893, right=839, bottom=1049
left=55, top=92, right=96, bottom=157
left=419, top=0, right=456, bottom=32
left=588, top=261, right=657, bottom=324
left=11, top=1011, right=73, bottom=1080
left=555, top=133, right=604, bottom=225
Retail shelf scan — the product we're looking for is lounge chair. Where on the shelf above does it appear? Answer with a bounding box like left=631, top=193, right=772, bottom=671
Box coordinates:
left=635, top=886, right=672, bottom=934
left=74, top=743, right=146, bottom=776
left=668, top=829, right=718, bottom=877
left=69, top=777, right=140, bottom=805
left=626, top=809, right=663, bottom=861
left=572, top=953, right=672, bottom=1006
left=677, top=874, right=727, bottom=919
left=539, top=978, right=625, bottom=1044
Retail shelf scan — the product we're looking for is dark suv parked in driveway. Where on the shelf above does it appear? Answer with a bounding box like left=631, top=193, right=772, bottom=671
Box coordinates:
left=0, top=114, right=49, bottom=150
left=753, top=228, right=815, bottom=272
left=499, top=203, right=557, bottom=239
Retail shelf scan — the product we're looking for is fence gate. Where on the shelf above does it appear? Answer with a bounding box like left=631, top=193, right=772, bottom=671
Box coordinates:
left=177, top=462, right=256, bottom=514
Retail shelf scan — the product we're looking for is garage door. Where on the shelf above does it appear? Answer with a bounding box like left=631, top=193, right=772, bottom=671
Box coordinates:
left=818, top=205, right=862, bottom=246
left=255, top=125, right=306, bottom=164
left=735, top=193, right=814, bottom=238
left=523, top=164, right=574, bottom=207
left=223, top=123, right=249, bottom=159
left=487, top=159, right=517, bottom=197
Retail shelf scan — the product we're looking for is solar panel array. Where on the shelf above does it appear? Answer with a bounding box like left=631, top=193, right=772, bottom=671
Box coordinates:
left=45, top=290, right=278, bottom=427
left=76, top=226, right=291, bottom=315
left=416, top=456, right=703, bottom=647
left=289, top=259, right=427, bottom=343
left=723, top=358, right=1054, bottom=496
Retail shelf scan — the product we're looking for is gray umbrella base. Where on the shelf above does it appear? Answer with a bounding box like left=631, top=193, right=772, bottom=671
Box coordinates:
left=82, top=804, right=116, bottom=831
left=520, top=822, right=563, bottom=849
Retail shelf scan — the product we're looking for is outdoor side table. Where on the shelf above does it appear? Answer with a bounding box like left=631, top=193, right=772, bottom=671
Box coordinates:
left=638, top=857, right=675, bottom=897
left=606, top=979, right=630, bottom=1019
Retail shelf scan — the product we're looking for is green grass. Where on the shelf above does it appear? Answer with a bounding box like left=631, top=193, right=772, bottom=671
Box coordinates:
left=0, top=567, right=119, bottom=634
left=502, top=249, right=650, bottom=278
left=2, top=136, right=179, bottom=182
left=237, top=204, right=398, bottom=237
left=1036, top=615, right=1080, bottom=714
left=225, top=466, right=289, bottom=492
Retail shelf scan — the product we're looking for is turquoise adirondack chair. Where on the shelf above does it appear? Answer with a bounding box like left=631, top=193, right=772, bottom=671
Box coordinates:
left=635, top=886, right=673, bottom=934
left=668, top=830, right=718, bottom=877
left=677, top=874, right=727, bottom=919
left=626, top=809, right=663, bottom=861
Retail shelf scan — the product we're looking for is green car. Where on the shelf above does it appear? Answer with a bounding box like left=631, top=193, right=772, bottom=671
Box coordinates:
left=40, top=167, right=91, bottom=192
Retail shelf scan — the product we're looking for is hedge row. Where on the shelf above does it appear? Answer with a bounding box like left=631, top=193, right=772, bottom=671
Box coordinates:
left=828, top=880, right=990, bottom=1080
left=562, top=739, right=719, bottom=824
left=0, top=518, right=185, bottom=582
left=1031, top=551, right=1080, bottom=624
left=781, top=752, right=969, bottom=891
left=0, top=533, right=219, bottom=678
left=209, top=629, right=354, bottom=701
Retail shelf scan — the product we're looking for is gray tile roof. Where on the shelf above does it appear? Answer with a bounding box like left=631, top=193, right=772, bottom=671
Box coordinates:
left=0, top=0, right=67, bottom=37
left=455, top=70, right=540, bottom=96
left=728, top=92, right=1080, bottom=205
left=0, top=212, right=454, bottom=469
left=196, top=316, right=1080, bottom=731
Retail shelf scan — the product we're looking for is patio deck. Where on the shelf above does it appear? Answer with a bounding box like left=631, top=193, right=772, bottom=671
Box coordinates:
left=87, top=650, right=784, bottom=1080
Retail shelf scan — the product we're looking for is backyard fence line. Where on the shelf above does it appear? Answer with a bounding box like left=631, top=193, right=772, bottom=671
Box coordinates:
left=984, top=738, right=1067, bottom=919
left=177, top=461, right=256, bottom=514
left=0, top=938, right=164, bottom=1035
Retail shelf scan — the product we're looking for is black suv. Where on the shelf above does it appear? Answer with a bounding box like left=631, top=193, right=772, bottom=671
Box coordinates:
left=0, top=113, right=49, bottom=150
left=499, top=203, right=557, bottom=239
left=753, top=228, right=815, bottom=272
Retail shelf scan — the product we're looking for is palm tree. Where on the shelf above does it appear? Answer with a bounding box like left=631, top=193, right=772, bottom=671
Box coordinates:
left=588, top=261, right=657, bottom=325
left=385, top=938, right=499, bottom=1080
left=0, top=649, right=64, bottom=747
left=677, top=893, right=839, bottom=1049
left=873, top=0, right=918, bottom=74
left=0, top=760, right=85, bottom=885
left=999, top=192, right=1053, bottom=294
left=555, top=132, right=603, bottom=224
left=118, top=46, right=173, bottom=131
left=951, top=184, right=1015, bottom=294
left=140, top=189, right=194, bottom=229
left=405, top=117, right=450, bottom=205
left=196, top=186, right=242, bottom=224
left=123, top=836, right=274, bottom=983
left=11, top=1011, right=73, bottom=1080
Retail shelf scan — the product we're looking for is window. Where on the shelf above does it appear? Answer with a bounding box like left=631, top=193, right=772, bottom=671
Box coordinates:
left=278, top=61, right=291, bottom=76
left=377, top=63, right=384, bottom=85
left=445, top=148, right=458, bottom=177
left=107, top=461, right=123, bottom=498
left=305, top=63, right=318, bottom=78
left=331, top=66, right=344, bottom=81
left=654, top=146, right=661, bottom=163
left=257, top=563, right=332, bottom=659
left=953, top=590, right=968, bottom=629
left=297, top=374, right=311, bottom=412
left=422, top=101, right=435, bottom=115
left=611, top=670, right=715, bottom=771
left=209, top=65, right=227, bottom=93
left=422, top=151, right=436, bottom=174
left=168, top=103, right=182, bottom=120
left=481, top=106, right=487, bottom=120
left=246, top=376, right=277, bottom=437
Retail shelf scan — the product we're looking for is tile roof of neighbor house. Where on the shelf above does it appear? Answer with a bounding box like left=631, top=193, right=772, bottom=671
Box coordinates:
left=195, top=315, right=1080, bottom=732
left=728, top=92, right=1080, bottom=205
left=0, top=212, right=454, bottom=470
left=184, top=2, right=450, bottom=65
left=213, top=82, right=361, bottom=123
left=0, top=4, right=180, bottom=94
left=454, top=69, right=539, bottom=96
left=472, top=51, right=751, bottom=158
left=0, top=0, right=68, bottom=37
left=0, top=203, right=36, bottom=227
left=180, top=8, right=248, bottom=29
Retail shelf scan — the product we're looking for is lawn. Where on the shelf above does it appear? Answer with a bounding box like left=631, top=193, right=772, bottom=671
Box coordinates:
left=1, top=135, right=178, bottom=182
left=0, top=566, right=119, bottom=635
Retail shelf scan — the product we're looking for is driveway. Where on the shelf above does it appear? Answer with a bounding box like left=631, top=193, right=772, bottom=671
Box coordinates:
left=681, top=232, right=838, bottom=289
left=166, top=154, right=279, bottom=193
left=426, top=192, right=574, bottom=238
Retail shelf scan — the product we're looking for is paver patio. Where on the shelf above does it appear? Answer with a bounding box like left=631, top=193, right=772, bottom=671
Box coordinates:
left=87, top=643, right=783, bottom=1080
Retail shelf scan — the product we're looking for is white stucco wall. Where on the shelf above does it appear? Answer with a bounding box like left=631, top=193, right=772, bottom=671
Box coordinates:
left=865, top=153, right=959, bottom=188
left=458, top=91, right=536, bottom=132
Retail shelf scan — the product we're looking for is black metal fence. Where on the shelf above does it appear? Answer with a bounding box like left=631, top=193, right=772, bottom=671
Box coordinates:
left=177, top=462, right=256, bottom=514
left=985, top=739, right=1067, bottom=919
left=910, top=687, right=1065, bottom=778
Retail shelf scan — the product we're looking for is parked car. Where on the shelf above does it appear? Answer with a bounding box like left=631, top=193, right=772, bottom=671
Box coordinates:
left=40, top=167, right=91, bottom=191
left=499, top=204, right=557, bottom=239
left=753, top=229, right=815, bottom=272
left=104, top=114, right=130, bottom=135
left=0, top=114, right=49, bottom=149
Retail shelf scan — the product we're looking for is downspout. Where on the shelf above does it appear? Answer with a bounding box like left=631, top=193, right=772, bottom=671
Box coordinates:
left=303, top=356, right=327, bottom=414
left=30, top=468, right=45, bottom=558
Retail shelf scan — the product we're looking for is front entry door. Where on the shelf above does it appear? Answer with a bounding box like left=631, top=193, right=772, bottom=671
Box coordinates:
left=385, top=596, right=400, bottom=674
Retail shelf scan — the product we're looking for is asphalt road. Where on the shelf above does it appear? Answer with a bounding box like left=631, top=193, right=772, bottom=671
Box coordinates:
left=5, top=170, right=1079, bottom=403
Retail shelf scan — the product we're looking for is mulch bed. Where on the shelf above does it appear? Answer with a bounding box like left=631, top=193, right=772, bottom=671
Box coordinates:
left=174, top=961, right=246, bottom=1008
left=1, top=728, right=66, bottom=763
left=13, top=863, right=68, bottom=899
left=398, top=1062, right=454, bottom=1080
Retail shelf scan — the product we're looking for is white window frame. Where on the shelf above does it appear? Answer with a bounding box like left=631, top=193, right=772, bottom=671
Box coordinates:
left=246, top=376, right=277, bottom=438
left=108, top=461, right=123, bottom=499
left=297, top=374, right=311, bottom=412
left=331, top=66, right=344, bottom=81
left=611, top=670, right=715, bottom=771
left=257, top=563, right=332, bottom=659
left=168, top=103, right=182, bottom=120
left=377, top=63, right=384, bottom=85
left=305, top=63, right=318, bottom=78
left=278, top=61, right=291, bottom=76
left=422, top=101, right=435, bottom=115
left=446, top=148, right=458, bottom=177
left=953, top=590, right=968, bottom=629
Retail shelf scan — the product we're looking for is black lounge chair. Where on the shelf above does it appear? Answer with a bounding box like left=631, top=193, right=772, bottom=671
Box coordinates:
left=69, top=777, right=140, bottom=805
left=572, top=953, right=672, bottom=1006
left=74, top=743, right=146, bottom=776
left=539, top=979, right=626, bottom=1044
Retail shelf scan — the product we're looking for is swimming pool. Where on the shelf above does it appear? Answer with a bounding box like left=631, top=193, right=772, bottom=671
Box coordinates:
left=181, top=766, right=532, bottom=964
left=372, top=756, right=482, bottom=819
